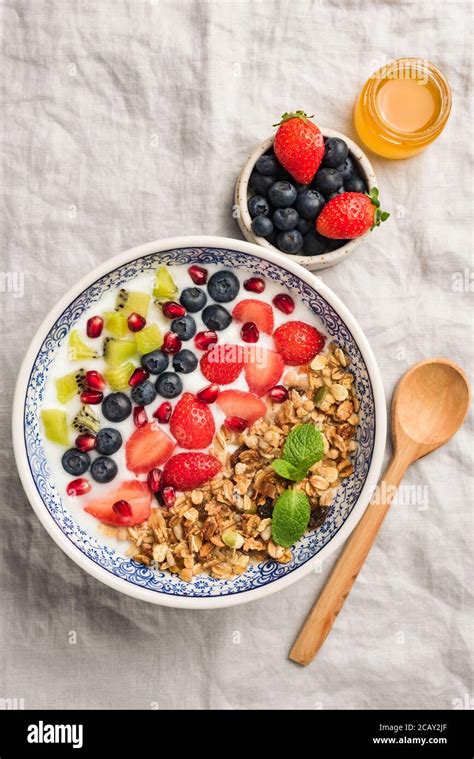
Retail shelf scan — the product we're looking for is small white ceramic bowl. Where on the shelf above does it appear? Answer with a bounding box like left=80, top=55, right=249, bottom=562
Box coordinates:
left=235, top=129, right=377, bottom=271
left=13, top=236, right=386, bottom=608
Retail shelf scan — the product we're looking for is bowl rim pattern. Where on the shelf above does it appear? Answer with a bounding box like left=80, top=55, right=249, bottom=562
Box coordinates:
left=13, top=236, right=386, bottom=609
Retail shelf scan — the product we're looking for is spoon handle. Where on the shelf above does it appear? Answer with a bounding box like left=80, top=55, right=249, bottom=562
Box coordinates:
left=289, top=454, right=409, bottom=666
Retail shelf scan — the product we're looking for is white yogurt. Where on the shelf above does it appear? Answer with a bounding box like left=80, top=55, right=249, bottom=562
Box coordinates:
left=42, top=264, right=329, bottom=549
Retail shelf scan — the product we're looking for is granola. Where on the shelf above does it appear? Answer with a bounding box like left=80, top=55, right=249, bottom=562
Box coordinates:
left=102, top=342, right=359, bottom=582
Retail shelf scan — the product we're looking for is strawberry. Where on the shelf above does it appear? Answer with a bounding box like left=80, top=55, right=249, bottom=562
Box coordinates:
left=162, top=452, right=221, bottom=490
left=125, top=422, right=175, bottom=474
left=243, top=346, right=284, bottom=397
left=232, top=299, right=274, bottom=335
left=216, top=389, right=267, bottom=424
left=273, top=111, right=324, bottom=184
left=200, top=343, right=243, bottom=385
left=316, top=188, right=389, bottom=239
left=169, top=392, right=215, bottom=449
left=273, top=321, right=325, bottom=365
left=84, top=481, right=151, bottom=526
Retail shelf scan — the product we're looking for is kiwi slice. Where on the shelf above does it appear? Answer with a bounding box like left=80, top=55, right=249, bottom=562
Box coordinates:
left=72, top=405, right=100, bottom=434
left=41, top=409, right=70, bottom=446
left=103, top=337, right=137, bottom=367
left=55, top=369, right=85, bottom=404
left=68, top=330, right=99, bottom=361
left=115, top=289, right=151, bottom=318
left=103, top=311, right=129, bottom=338
left=135, top=324, right=163, bottom=354
left=153, top=266, right=177, bottom=300
left=104, top=362, right=135, bottom=391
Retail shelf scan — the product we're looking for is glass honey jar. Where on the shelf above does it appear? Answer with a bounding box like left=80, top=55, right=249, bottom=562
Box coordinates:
left=354, top=58, right=452, bottom=159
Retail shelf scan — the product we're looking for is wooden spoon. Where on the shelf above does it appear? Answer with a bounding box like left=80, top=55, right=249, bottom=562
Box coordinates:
left=289, top=358, right=470, bottom=667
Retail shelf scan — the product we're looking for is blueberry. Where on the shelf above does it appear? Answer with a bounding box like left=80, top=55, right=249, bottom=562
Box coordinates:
left=327, top=188, right=345, bottom=200
left=273, top=207, right=299, bottom=231
left=131, top=380, right=157, bottom=406
left=277, top=229, right=303, bottom=255
left=179, top=287, right=207, bottom=313
left=325, top=238, right=348, bottom=251
left=62, top=448, right=90, bottom=476
left=207, top=270, right=240, bottom=302
left=313, top=168, right=343, bottom=196
left=172, top=349, right=198, bottom=374
left=248, top=194, right=270, bottom=218
left=336, top=156, right=357, bottom=182
left=297, top=218, right=312, bottom=235
left=96, top=428, right=122, bottom=456
left=303, top=231, right=327, bottom=256
left=251, top=215, right=274, bottom=237
left=295, top=189, right=325, bottom=220
left=345, top=175, right=367, bottom=193
left=255, top=153, right=279, bottom=176
left=91, top=456, right=117, bottom=484
left=323, top=137, right=349, bottom=168
left=155, top=371, right=183, bottom=399
left=102, top=392, right=132, bottom=422
left=202, top=304, right=232, bottom=331
left=141, top=349, right=169, bottom=375
left=295, top=182, right=310, bottom=194
left=268, top=181, right=297, bottom=208
left=171, top=314, right=196, bottom=340
left=249, top=170, right=273, bottom=196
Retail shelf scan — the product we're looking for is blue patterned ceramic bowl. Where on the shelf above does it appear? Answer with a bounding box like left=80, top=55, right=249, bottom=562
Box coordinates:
left=13, top=237, right=386, bottom=608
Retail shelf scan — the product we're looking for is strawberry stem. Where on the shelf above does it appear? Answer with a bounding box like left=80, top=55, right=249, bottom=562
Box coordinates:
left=273, top=110, right=314, bottom=127
left=367, top=187, right=390, bottom=229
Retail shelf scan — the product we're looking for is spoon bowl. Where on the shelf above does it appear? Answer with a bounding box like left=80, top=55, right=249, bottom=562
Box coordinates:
left=393, top=358, right=470, bottom=455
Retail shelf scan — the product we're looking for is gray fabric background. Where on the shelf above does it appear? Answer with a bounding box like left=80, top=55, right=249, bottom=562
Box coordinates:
left=1, top=0, right=473, bottom=710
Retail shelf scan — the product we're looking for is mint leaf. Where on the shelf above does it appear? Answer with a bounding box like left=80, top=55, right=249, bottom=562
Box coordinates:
left=282, top=423, right=324, bottom=471
left=272, top=458, right=303, bottom=481
left=271, top=490, right=311, bottom=548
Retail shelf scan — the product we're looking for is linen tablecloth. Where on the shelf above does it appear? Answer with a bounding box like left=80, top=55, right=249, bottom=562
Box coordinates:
left=1, top=0, right=472, bottom=710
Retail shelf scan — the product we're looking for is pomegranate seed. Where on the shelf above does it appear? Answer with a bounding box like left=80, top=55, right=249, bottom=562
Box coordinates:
left=80, top=389, right=103, bottom=404
left=162, top=331, right=182, bottom=354
left=147, top=468, right=162, bottom=493
left=127, top=312, right=146, bottom=332
left=75, top=433, right=97, bottom=452
left=85, top=370, right=106, bottom=391
left=244, top=277, right=265, bottom=293
left=153, top=401, right=172, bottom=423
left=241, top=321, right=259, bottom=343
left=128, top=367, right=150, bottom=387
left=160, top=486, right=176, bottom=508
left=272, top=293, right=295, bottom=315
left=224, top=416, right=248, bottom=432
left=194, top=330, right=218, bottom=351
left=133, top=405, right=148, bottom=428
left=112, top=499, right=133, bottom=522
left=161, top=301, right=186, bottom=319
left=86, top=315, right=104, bottom=338
left=268, top=385, right=289, bottom=403
left=66, top=478, right=91, bottom=497
left=196, top=384, right=220, bottom=403
left=188, top=264, right=208, bottom=285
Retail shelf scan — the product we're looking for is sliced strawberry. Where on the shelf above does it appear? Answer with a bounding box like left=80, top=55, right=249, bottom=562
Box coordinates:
left=169, top=392, right=215, bottom=449
left=200, top=344, right=243, bottom=385
left=125, top=422, right=175, bottom=474
left=273, top=321, right=325, bottom=365
left=243, top=346, right=284, bottom=397
left=232, top=299, right=274, bottom=335
left=162, top=452, right=221, bottom=490
left=216, top=389, right=267, bottom=424
left=84, top=480, right=151, bottom=526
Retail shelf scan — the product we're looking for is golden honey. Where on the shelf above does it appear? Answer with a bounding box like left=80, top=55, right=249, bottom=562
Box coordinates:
left=354, top=58, right=451, bottom=159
